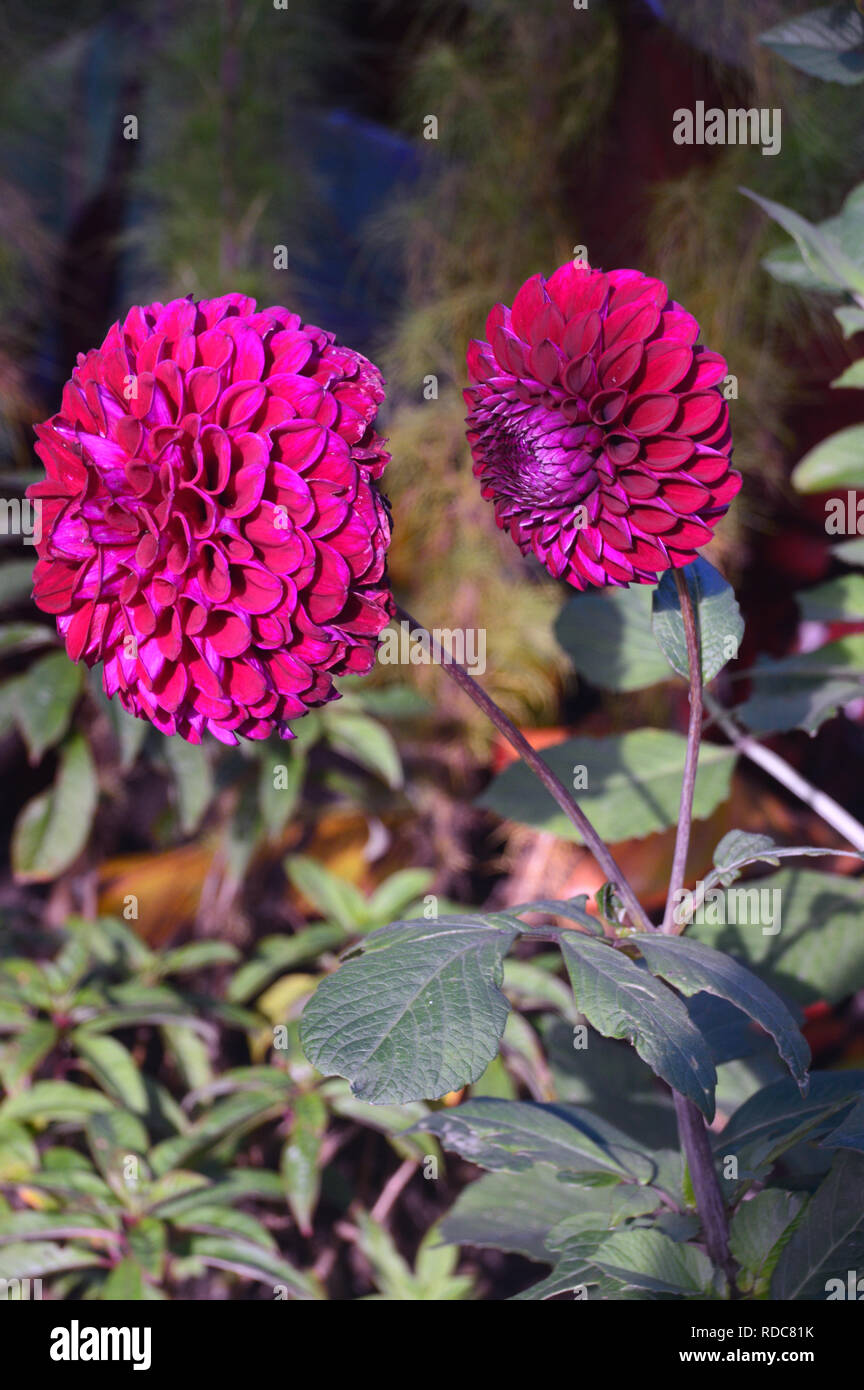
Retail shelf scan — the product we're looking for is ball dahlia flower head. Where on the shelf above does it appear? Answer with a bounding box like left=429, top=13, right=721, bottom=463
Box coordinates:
left=465, top=260, right=740, bottom=589
left=29, top=294, right=393, bottom=744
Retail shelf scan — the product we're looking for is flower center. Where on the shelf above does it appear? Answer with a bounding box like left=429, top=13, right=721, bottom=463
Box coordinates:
left=480, top=404, right=605, bottom=515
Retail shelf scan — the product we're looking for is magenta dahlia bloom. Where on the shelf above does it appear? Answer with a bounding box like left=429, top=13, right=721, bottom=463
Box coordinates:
left=29, top=294, right=393, bottom=744
left=465, top=262, right=740, bottom=588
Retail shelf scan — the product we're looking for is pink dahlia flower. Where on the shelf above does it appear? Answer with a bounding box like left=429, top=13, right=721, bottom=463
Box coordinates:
left=29, top=294, right=393, bottom=744
left=465, top=262, right=740, bottom=589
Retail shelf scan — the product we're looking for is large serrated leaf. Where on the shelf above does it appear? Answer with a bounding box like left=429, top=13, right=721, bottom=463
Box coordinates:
left=555, top=585, right=672, bottom=691
left=759, top=7, right=864, bottom=86
left=439, top=1164, right=597, bottom=1261
left=636, top=935, right=809, bottom=1091
left=772, top=1151, right=864, bottom=1300
left=729, top=1189, right=806, bottom=1287
left=479, top=728, right=735, bottom=844
left=735, top=635, right=864, bottom=734
left=414, top=1098, right=655, bottom=1183
left=689, top=869, right=864, bottom=1005
left=558, top=935, right=717, bottom=1118
left=716, top=1072, right=864, bottom=1174
left=300, top=916, right=520, bottom=1104
left=651, top=558, right=744, bottom=684
left=592, top=1227, right=713, bottom=1295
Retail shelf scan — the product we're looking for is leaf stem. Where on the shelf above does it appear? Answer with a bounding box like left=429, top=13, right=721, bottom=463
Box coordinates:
left=392, top=605, right=655, bottom=934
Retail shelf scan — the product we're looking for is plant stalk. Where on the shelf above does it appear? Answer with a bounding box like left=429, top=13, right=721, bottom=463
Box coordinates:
left=673, top=1092, right=736, bottom=1287
left=662, top=569, right=703, bottom=935
left=663, top=570, right=736, bottom=1288
left=393, top=605, right=655, bottom=934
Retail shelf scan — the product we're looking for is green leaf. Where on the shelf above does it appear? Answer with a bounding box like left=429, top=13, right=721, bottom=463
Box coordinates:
left=635, top=935, right=810, bottom=1091
left=729, top=1189, right=805, bottom=1288
left=85, top=1110, right=150, bottom=1194
left=507, top=895, right=603, bottom=934
left=0, top=559, right=38, bottom=608
left=592, top=1227, right=713, bottom=1295
left=558, top=934, right=717, bottom=1118
left=836, top=305, right=864, bottom=338
left=744, top=184, right=864, bottom=294
left=227, top=925, right=346, bottom=1003
left=187, top=1235, right=320, bottom=1298
left=280, top=1091, right=327, bottom=1236
left=831, top=359, right=864, bottom=388
left=792, top=424, right=864, bottom=492
left=759, top=6, right=864, bottom=85
left=367, top=869, right=436, bottom=923
left=712, top=829, right=780, bottom=882
left=13, top=650, right=83, bottom=763
left=0, top=1020, right=58, bottom=1090
left=170, top=1205, right=276, bottom=1249
left=101, top=1256, right=146, bottom=1300
left=832, top=536, right=864, bottom=565
left=300, top=916, right=520, bottom=1104
left=415, top=1098, right=655, bottom=1183
left=286, top=855, right=369, bottom=931
left=322, top=710, right=403, bottom=788
left=717, top=1072, right=864, bottom=1174
left=11, top=733, right=98, bottom=882
left=479, top=729, right=735, bottom=844
left=689, top=869, right=864, bottom=1005
left=735, top=634, right=864, bottom=733
left=0, top=1120, right=39, bottom=1180
left=772, top=1151, right=864, bottom=1299
left=163, top=737, right=213, bottom=834
left=798, top=573, right=864, bottom=620
left=0, top=1241, right=102, bottom=1281
left=258, top=746, right=305, bottom=838
left=71, top=1032, right=149, bottom=1114
left=0, top=623, right=55, bottom=656
left=439, top=1164, right=586, bottom=1260
left=155, top=942, right=240, bottom=977
left=820, top=1097, right=864, bottom=1152
left=148, top=1089, right=285, bottom=1174
left=652, top=559, right=744, bottom=683
left=0, top=1080, right=114, bottom=1124
left=144, top=1168, right=285, bottom=1218
left=0, top=1210, right=118, bottom=1246
left=555, top=585, right=672, bottom=691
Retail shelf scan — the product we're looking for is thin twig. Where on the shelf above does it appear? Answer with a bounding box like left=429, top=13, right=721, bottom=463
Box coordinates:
left=369, top=1158, right=419, bottom=1225
left=393, top=605, right=655, bottom=934
left=704, top=693, right=864, bottom=854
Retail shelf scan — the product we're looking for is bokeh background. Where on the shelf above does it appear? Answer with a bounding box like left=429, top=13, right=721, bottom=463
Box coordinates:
left=1, top=0, right=864, bottom=1300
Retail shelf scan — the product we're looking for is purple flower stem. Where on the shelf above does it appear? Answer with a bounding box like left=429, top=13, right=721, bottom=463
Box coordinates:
left=663, top=569, right=736, bottom=1289
left=393, top=603, right=655, bottom=935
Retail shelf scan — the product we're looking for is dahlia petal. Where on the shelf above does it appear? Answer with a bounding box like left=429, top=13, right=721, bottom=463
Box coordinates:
left=675, top=392, right=723, bottom=436
left=625, top=394, right=678, bottom=435
left=511, top=274, right=548, bottom=341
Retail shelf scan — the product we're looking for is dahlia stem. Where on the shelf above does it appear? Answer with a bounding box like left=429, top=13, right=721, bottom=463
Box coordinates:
left=704, top=692, right=864, bottom=854
left=673, top=1091, right=736, bottom=1287
left=393, top=605, right=655, bottom=934
left=661, top=570, right=736, bottom=1287
left=662, top=569, right=703, bottom=935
